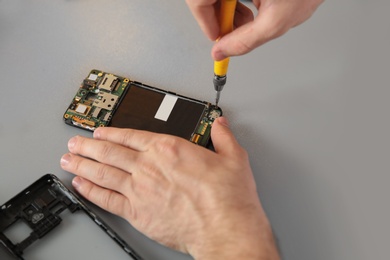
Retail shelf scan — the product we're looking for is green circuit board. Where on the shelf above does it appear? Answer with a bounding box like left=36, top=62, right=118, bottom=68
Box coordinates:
left=63, top=70, right=130, bottom=130
left=190, top=108, right=222, bottom=147
left=64, top=69, right=222, bottom=147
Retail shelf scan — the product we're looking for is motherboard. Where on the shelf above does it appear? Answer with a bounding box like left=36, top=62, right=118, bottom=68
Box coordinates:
left=64, top=70, right=222, bottom=147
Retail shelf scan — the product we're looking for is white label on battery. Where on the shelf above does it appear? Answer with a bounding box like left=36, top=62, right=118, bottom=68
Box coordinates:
left=154, top=94, right=178, bottom=121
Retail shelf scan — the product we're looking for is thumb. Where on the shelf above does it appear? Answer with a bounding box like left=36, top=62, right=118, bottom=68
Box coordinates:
left=211, top=117, right=241, bottom=155
left=211, top=11, right=287, bottom=60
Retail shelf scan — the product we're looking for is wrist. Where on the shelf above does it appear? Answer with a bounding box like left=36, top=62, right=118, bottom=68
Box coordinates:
left=188, top=206, right=280, bottom=260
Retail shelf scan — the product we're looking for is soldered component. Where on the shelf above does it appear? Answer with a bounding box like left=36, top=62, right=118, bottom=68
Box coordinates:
left=197, top=122, right=208, bottom=135
left=86, top=92, right=98, bottom=101
left=103, top=112, right=111, bottom=121
left=72, top=116, right=96, bottom=130
left=91, top=107, right=102, bottom=118
left=83, top=79, right=96, bottom=89
left=191, top=134, right=201, bottom=143
left=88, top=73, right=98, bottom=81
left=99, top=74, right=119, bottom=92
left=75, top=104, right=90, bottom=115
left=93, top=92, right=119, bottom=110
left=208, top=109, right=222, bottom=120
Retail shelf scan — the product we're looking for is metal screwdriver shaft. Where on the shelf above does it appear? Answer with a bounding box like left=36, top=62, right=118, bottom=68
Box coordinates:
left=214, top=74, right=226, bottom=107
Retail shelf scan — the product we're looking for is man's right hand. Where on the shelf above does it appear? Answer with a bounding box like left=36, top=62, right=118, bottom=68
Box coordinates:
left=186, top=0, right=324, bottom=60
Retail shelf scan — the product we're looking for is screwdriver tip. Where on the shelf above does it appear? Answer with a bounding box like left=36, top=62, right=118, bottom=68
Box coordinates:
left=215, top=90, right=221, bottom=107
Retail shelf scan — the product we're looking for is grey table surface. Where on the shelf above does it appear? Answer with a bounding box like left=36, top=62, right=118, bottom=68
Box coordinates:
left=0, top=0, right=389, bottom=259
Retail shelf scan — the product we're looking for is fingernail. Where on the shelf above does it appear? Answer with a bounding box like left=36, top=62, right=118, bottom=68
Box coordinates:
left=217, top=116, right=230, bottom=127
left=72, top=177, right=82, bottom=190
left=214, top=50, right=226, bottom=61
left=93, top=128, right=101, bottom=139
left=68, top=136, right=77, bottom=150
left=60, top=154, right=71, bottom=166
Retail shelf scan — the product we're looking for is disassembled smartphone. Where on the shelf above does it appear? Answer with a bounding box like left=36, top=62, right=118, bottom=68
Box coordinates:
left=63, top=70, right=222, bottom=147
left=0, top=174, right=142, bottom=260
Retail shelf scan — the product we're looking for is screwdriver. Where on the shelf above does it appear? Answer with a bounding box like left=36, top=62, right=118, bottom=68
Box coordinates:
left=214, top=0, right=237, bottom=107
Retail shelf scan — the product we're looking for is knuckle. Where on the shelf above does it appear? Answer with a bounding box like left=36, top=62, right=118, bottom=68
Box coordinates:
left=156, top=136, right=180, bottom=155
left=70, top=156, right=83, bottom=172
left=233, top=37, right=253, bottom=55
left=262, top=18, right=290, bottom=41
left=232, top=146, right=249, bottom=162
left=238, top=147, right=249, bottom=161
left=98, top=142, right=114, bottom=161
left=100, top=190, right=114, bottom=210
left=95, top=164, right=110, bottom=181
left=138, top=157, right=161, bottom=177
left=81, top=182, right=93, bottom=200
left=116, top=172, right=132, bottom=192
left=121, top=129, right=150, bottom=150
left=121, top=129, right=135, bottom=145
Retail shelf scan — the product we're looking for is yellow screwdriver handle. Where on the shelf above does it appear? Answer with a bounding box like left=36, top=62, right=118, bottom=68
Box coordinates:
left=214, top=0, right=237, bottom=76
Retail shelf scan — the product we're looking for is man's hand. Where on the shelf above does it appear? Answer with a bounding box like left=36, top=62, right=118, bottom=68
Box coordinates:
left=61, top=117, right=279, bottom=259
left=186, top=0, right=324, bottom=60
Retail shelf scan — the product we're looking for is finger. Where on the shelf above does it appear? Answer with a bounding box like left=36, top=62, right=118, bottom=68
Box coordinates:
left=61, top=153, right=132, bottom=195
left=212, top=7, right=290, bottom=60
left=253, top=0, right=261, bottom=9
left=234, top=2, right=254, bottom=28
left=67, top=135, right=139, bottom=174
left=94, top=127, right=153, bottom=152
left=72, top=176, right=131, bottom=219
left=211, top=117, right=242, bottom=156
left=186, top=0, right=219, bottom=40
